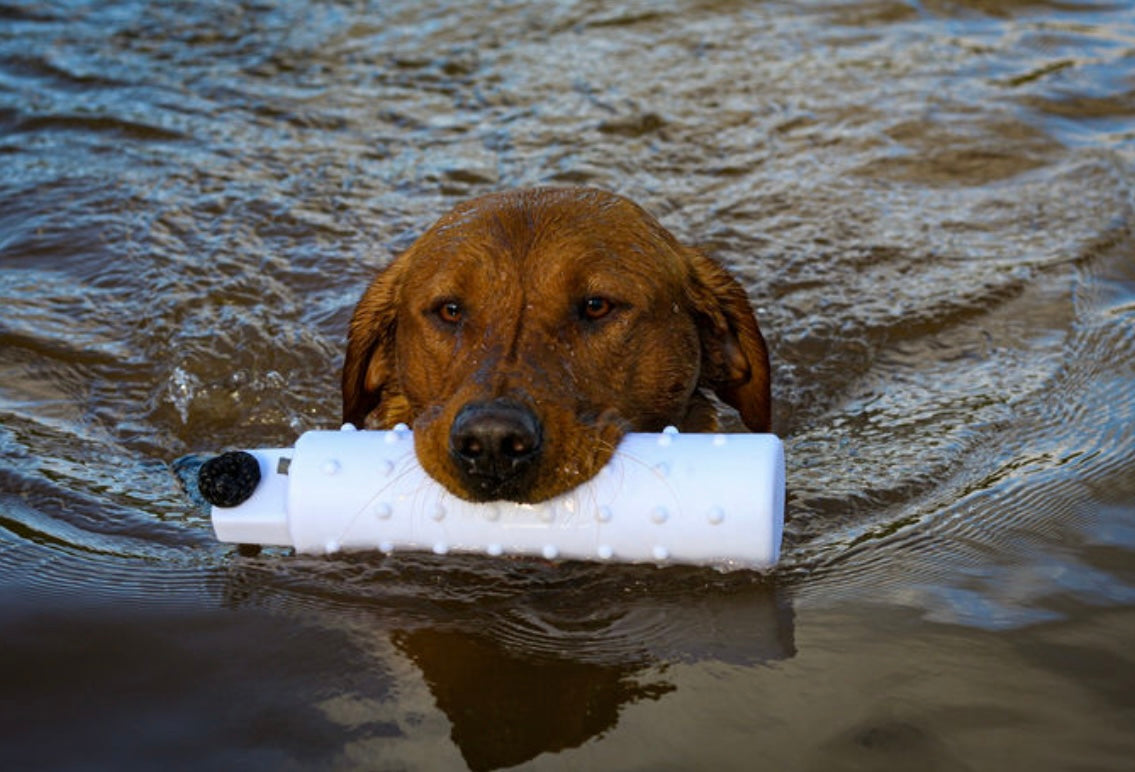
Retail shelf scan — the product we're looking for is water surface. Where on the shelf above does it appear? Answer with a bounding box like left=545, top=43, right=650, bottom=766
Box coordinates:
left=2, top=1, right=1134, bottom=769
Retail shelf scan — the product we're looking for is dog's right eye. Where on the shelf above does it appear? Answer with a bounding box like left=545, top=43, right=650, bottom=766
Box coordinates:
left=581, top=296, right=613, bottom=321
left=431, top=300, right=463, bottom=325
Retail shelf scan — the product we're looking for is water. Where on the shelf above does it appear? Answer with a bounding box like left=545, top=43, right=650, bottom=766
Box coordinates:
left=2, top=0, right=1134, bottom=769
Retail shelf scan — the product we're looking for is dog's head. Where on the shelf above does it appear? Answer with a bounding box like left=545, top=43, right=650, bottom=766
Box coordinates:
left=343, top=187, right=769, bottom=503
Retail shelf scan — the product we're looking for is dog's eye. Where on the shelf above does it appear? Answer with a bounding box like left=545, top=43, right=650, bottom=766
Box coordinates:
left=580, top=296, right=614, bottom=321
left=435, top=300, right=463, bottom=324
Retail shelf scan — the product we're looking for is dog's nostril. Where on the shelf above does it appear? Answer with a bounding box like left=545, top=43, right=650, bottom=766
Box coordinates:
left=458, top=436, right=485, bottom=459
left=503, top=432, right=535, bottom=458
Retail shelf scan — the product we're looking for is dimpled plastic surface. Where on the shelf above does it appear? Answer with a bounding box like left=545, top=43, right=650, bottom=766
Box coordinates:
left=211, top=426, right=784, bottom=570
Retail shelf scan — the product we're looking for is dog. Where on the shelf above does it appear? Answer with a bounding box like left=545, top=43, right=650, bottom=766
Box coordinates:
left=342, top=187, right=769, bottom=504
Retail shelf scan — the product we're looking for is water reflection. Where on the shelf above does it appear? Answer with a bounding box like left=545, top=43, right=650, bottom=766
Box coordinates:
left=1, top=603, right=395, bottom=769
left=219, top=553, right=794, bottom=769
left=393, top=574, right=793, bottom=770
left=394, top=628, right=670, bottom=771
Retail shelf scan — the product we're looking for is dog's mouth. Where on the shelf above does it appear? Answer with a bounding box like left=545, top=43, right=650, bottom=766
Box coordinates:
left=412, top=401, right=626, bottom=504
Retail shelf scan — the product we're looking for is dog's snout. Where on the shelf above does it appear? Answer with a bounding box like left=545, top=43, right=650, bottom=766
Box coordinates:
left=449, top=399, right=542, bottom=498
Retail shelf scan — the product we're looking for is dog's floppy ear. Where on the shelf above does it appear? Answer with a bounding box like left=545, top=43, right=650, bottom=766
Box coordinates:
left=342, top=258, right=408, bottom=428
left=687, top=250, right=771, bottom=432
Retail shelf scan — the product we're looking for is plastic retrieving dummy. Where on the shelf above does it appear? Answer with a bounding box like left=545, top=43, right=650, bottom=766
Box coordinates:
left=203, top=424, right=784, bottom=570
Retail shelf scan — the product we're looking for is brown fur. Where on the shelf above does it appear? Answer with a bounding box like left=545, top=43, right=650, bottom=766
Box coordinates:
left=343, top=187, right=770, bottom=503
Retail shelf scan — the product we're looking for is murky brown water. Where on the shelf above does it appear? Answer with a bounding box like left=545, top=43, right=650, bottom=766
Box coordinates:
left=3, top=0, right=1134, bottom=769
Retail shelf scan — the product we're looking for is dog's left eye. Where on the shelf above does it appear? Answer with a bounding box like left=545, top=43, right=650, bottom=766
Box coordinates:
left=435, top=300, right=463, bottom=324
left=580, top=296, right=614, bottom=321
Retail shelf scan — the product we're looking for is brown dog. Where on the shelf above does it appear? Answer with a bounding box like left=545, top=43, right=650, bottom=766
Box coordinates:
left=342, top=187, right=769, bottom=503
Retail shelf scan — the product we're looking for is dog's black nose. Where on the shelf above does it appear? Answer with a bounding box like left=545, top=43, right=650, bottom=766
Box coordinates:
left=449, top=399, right=542, bottom=499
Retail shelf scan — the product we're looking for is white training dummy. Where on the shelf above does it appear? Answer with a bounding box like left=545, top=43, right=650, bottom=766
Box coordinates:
left=201, top=424, right=784, bottom=570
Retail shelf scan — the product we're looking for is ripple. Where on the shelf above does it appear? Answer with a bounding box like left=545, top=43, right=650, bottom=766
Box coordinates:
left=1, top=0, right=1134, bottom=639
left=784, top=227, right=1135, bottom=627
left=14, top=113, right=186, bottom=142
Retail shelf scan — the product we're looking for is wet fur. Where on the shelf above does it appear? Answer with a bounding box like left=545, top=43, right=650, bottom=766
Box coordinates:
left=343, top=187, right=770, bottom=503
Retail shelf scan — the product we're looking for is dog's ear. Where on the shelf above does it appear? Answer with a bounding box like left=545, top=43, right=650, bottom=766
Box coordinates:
left=687, top=250, right=771, bottom=432
left=342, top=258, right=408, bottom=428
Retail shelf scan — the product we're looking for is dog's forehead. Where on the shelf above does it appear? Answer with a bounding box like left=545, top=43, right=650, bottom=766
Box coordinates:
left=406, top=188, right=688, bottom=288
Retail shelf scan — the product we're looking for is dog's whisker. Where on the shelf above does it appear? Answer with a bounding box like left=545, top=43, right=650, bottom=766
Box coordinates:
left=329, top=450, right=422, bottom=550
